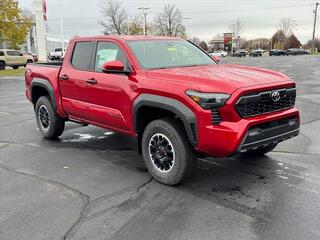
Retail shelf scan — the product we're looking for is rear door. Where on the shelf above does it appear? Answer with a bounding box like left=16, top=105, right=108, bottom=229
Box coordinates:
left=59, top=41, right=95, bottom=121
left=5, top=51, right=18, bottom=65
left=85, top=41, right=132, bottom=132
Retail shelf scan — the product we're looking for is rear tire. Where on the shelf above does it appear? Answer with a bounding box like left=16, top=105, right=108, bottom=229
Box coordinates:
left=242, top=143, right=278, bottom=156
left=35, top=96, right=65, bottom=139
left=142, top=118, right=196, bottom=185
left=13, top=66, right=19, bottom=69
left=0, top=61, right=5, bottom=70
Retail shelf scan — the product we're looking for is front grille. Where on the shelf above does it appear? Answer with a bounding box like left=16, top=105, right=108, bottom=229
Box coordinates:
left=211, top=107, right=222, bottom=124
left=236, top=87, right=296, bottom=118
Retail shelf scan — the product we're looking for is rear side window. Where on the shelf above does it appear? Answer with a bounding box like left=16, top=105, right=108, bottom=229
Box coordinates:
left=0, top=51, right=4, bottom=56
left=6, top=51, right=15, bottom=56
left=71, top=42, right=94, bottom=70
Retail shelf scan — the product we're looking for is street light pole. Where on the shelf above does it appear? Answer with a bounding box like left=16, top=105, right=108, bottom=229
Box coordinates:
left=138, top=7, right=150, bottom=35
left=59, top=0, right=64, bottom=50
left=312, top=2, right=319, bottom=54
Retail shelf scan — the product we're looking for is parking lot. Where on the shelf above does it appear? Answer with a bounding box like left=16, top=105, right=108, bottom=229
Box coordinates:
left=1, top=55, right=320, bottom=240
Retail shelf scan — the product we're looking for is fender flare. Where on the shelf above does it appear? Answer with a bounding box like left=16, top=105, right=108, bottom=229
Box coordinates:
left=133, top=94, right=197, bottom=146
left=30, top=78, right=57, bottom=110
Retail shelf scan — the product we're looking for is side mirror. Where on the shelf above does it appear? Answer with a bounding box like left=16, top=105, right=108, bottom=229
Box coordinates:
left=101, top=60, right=131, bottom=75
left=212, top=55, right=220, bottom=62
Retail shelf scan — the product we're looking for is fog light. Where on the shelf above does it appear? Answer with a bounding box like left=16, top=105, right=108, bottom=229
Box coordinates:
left=289, top=119, right=297, bottom=126
left=248, top=129, right=262, bottom=137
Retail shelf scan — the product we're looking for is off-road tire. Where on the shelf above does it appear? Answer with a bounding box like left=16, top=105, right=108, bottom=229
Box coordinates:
left=35, top=96, right=65, bottom=139
left=142, top=118, right=196, bottom=185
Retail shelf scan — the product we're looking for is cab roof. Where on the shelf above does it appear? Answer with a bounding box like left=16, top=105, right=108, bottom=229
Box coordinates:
left=71, top=35, right=182, bottom=42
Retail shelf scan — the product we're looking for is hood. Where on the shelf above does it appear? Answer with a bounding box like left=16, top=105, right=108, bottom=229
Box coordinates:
left=146, top=64, right=291, bottom=93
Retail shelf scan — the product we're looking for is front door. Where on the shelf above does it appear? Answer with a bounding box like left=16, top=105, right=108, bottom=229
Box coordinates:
left=85, top=41, right=132, bottom=132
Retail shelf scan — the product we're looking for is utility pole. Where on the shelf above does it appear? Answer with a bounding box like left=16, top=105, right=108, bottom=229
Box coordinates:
left=312, top=2, right=319, bottom=54
left=59, top=0, right=64, bottom=50
left=138, top=7, right=150, bottom=35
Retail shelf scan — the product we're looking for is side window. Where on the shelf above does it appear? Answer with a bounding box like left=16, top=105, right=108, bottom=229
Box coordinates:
left=6, top=51, right=15, bottom=56
left=94, top=42, right=127, bottom=72
left=0, top=51, right=4, bottom=56
left=71, top=42, right=94, bottom=70
left=14, top=51, right=23, bottom=56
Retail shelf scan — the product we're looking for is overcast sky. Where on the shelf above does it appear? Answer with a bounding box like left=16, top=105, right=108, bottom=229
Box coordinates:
left=19, top=0, right=319, bottom=44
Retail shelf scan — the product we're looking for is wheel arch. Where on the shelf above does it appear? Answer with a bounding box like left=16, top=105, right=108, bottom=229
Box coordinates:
left=133, top=94, right=198, bottom=150
left=30, top=78, right=57, bottom=110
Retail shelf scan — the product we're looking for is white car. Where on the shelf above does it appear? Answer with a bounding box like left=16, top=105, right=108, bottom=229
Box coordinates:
left=209, top=50, right=228, bottom=58
left=48, top=48, right=65, bottom=61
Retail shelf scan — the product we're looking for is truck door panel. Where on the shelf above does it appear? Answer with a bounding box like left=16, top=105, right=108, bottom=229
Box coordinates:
left=85, top=41, right=132, bottom=131
left=59, top=41, right=95, bottom=120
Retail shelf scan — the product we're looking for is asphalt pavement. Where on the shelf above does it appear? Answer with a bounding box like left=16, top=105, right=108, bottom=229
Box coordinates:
left=1, top=55, right=320, bottom=240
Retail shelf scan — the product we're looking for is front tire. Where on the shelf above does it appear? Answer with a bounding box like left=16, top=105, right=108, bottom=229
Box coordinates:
left=142, top=118, right=196, bottom=185
left=13, top=66, right=19, bottom=69
left=35, top=96, right=65, bottom=139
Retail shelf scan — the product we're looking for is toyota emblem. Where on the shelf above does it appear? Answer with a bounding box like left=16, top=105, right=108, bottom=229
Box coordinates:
left=270, top=91, right=281, bottom=102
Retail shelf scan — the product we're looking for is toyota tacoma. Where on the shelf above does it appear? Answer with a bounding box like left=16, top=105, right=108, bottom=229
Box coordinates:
left=25, top=35, right=300, bottom=185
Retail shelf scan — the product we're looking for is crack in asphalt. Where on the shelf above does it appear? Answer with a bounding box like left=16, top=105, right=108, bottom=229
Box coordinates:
left=0, top=160, right=153, bottom=240
left=62, top=177, right=153, bottom=240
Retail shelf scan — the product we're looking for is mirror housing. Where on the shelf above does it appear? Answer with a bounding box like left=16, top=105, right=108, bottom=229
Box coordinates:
left=211, top=55, right=220, bottom=62
left=101, top=60, right=131, bottom=75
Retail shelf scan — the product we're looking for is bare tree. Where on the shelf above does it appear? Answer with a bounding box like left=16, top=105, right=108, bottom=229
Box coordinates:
left=279, top=18, right=297, bottom=37
left=190, top=36, right=201, bottom=45
left=229, top=19, right=244, bottom=38
left=99, top=0, right=127, bottom=35
left=153, top=4, right=186, bottom=37
left=124, top=15, right=144, bottom=35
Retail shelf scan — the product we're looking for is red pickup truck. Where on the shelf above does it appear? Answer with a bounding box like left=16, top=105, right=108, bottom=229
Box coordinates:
left=25, top=35, right=299, bottom=185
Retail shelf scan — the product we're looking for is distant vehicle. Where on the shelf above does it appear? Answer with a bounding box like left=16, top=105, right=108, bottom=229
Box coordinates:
left=233, top=49, right=248, bottom=57
left=297, top=49, right=310, bottom=55
left=32, top=53, right=39, bottom=62
left=0, top=49, right=33, bottom=70
left=249, top=49, right=263, bottom=57
left=24, top=52, right=39, bottom=62
left=209, top=50, right=228, bottom=58
left=287, top=48, right=300, bottom=55
left=48, top=47, right=65, bottom=61
left=269, top=49, right=288, bottom=56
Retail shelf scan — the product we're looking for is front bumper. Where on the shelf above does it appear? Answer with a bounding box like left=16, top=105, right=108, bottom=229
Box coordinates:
left=196, top=107, right=300, bottom=157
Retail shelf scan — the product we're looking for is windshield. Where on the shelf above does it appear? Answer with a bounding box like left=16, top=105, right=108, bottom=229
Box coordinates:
left=127, top=40, right=216, bottom=70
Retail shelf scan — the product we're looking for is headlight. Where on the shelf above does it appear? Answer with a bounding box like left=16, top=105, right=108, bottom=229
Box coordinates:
left=186, top=90, right=230, bottom=109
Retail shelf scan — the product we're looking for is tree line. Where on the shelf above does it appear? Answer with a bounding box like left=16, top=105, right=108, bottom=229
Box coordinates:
left=99, top=0, right=186, bottom=37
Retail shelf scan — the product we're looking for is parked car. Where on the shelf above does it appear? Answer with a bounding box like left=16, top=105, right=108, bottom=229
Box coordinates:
left=233, top=49, right=248, bottom=57
left=25, top=35, right=300, bottom=185
left=48, top=47, right=65, bottom=61
left=209, top=50, right=228, bottom=58
left=269, top=49, right=288, bottom=56
left=23, top=52, right=39, bottom=62
left=287, top=48, right=300, bottom=55
left=0, top=49, right=33, bottom=70
left=297, top=49, right=310, bottom=55
left=249, top=49, right=263, bottom=57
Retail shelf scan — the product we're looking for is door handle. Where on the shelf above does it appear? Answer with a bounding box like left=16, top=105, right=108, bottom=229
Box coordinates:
left=60, top=74, right=69, bottom=80
left=86, top=78, right=97, bottom=85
